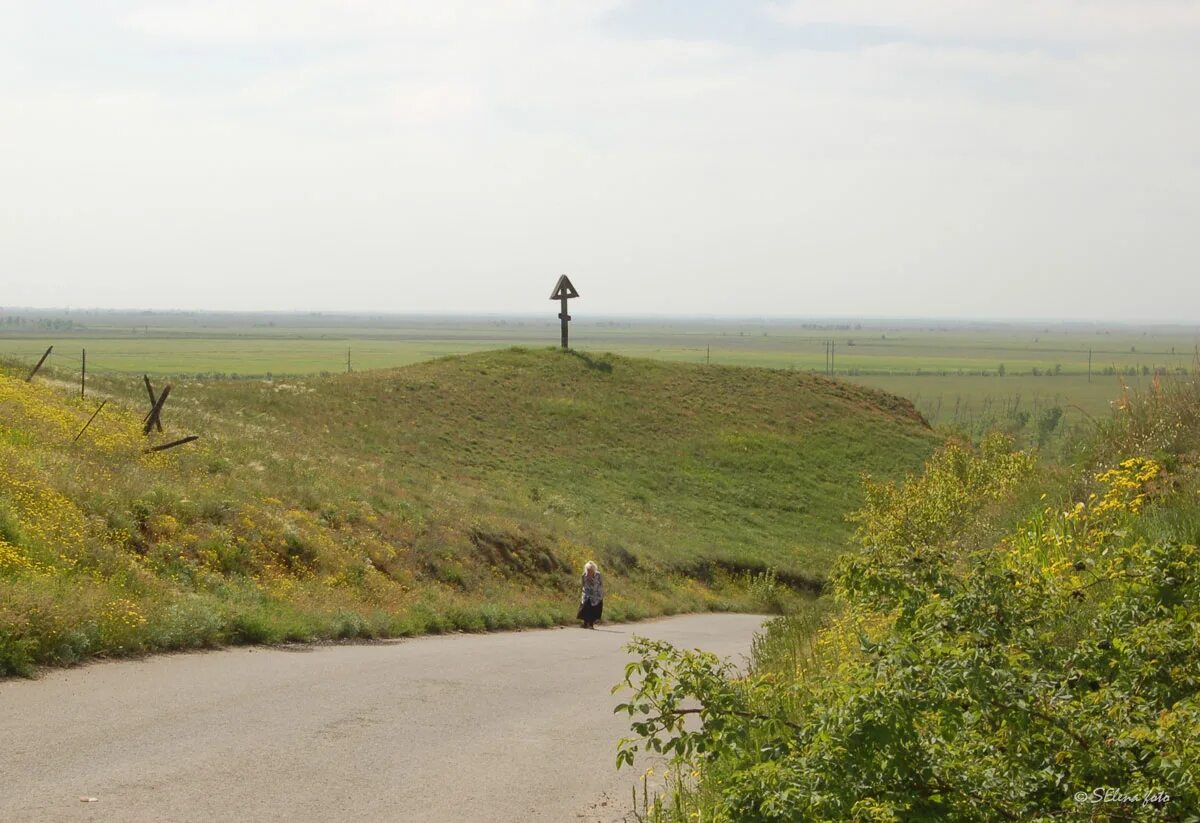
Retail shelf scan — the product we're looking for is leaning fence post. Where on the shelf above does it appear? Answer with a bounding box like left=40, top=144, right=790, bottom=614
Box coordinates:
left=143, top=384, right=172, bottom=435
left=26, top=345, right=53, bottom=381
left=72, top=400, right=107, bottom=444
left=144, top=435, right=199, bottom=453
left=143, top=375, right=164, bottom=432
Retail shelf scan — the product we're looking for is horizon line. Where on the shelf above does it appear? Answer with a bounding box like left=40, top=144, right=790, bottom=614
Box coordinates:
left=4, top=306, right=1200, bottom=328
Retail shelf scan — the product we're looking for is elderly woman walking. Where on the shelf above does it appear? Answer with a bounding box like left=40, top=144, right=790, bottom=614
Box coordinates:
left=577, top=561, right=604, bottom=629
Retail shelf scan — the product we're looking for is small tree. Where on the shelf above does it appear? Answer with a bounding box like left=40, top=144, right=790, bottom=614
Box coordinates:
left=1036, top=405, right=1063, bottom=446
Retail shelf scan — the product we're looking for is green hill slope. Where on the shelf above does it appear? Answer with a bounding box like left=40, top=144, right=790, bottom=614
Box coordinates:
left=1, top=348, right=937, bottom=674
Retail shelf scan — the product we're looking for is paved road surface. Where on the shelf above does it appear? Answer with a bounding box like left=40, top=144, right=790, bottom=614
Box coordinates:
left=0, top=613, right=765, bottom=822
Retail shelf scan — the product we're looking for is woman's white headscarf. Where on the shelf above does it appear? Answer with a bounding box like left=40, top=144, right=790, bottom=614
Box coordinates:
left=584, top=560, right=598, bottom=574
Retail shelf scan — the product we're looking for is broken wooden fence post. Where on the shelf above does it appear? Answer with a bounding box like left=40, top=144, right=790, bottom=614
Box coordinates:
left=143, top=435, right=199, bottom=454
left=26, top=345, right=53, bottom=381
left=549, top=274, right=580, bottom=350
left=143, top=375, right=164, bottom=432
left=73, top=400, right=107, bottom=444
left=142, top=384, right=171, bottom=435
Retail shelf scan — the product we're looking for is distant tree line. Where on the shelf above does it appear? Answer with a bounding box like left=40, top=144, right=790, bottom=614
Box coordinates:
left=1, top=316, right=80, bottom=330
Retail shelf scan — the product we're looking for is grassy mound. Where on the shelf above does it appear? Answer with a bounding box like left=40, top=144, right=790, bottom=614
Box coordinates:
left=0, top=348, right=937, bottom=674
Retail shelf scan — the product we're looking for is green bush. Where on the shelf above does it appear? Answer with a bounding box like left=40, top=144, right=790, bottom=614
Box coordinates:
left=617, top=385, right=1200, bottom=821
left=0, top=629, right=36, bottom=677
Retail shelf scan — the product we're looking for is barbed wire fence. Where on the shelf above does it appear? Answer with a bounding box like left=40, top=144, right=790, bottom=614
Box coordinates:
left=3, top=345, right=201, bottom=452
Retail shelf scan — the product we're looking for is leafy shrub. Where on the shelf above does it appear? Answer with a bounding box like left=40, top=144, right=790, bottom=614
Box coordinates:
left=617, top=389, right=1200, bottom=820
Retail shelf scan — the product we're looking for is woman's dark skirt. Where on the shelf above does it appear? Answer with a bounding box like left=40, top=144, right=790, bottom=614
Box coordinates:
left=577, top=599, right=603, bottom=623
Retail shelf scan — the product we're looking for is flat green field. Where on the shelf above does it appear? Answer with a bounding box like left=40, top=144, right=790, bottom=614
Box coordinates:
left=2, top=309, right=1195, bottom=426
left=851, top=373, right=1152, bottom=428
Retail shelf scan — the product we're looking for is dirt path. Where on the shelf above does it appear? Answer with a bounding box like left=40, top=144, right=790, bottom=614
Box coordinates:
left=0, top=613, right=765, bottom=822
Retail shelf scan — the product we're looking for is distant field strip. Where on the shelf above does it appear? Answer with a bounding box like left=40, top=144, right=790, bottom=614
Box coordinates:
left=2, top=316, right=1195, bottom=424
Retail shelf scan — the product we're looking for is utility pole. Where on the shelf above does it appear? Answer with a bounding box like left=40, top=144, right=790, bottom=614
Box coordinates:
left=346, top=345, right=352, bottom=374
left=81, top=349, right=86, bottom=397
left=706, top=345, right=710, bottom=365
left=1088, top=348, right=1093, bottom=383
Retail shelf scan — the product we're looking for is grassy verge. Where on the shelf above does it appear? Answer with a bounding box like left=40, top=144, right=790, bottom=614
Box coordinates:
left=1, top=348, right=935, bottom=676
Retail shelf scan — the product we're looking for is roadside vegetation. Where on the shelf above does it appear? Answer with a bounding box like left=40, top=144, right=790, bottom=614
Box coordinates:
left=615, top=372, right=1200, bottom=820
left=0, top=348, right=936, bottom=676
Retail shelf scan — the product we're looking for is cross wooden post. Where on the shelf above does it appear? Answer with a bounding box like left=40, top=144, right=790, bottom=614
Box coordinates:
left=143, top=375, right=163, bottom=432
left=143, top=384, right=172, bottom=435
left=549, top=275, right=580, bottom=350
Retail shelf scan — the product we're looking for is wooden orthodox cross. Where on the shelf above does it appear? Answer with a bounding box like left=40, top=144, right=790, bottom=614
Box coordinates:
left=549, top=274, right=579, bottom=349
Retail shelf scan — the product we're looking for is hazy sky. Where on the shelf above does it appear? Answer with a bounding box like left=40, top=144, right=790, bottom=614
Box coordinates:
left=2, top=1, right=1198, bottom=319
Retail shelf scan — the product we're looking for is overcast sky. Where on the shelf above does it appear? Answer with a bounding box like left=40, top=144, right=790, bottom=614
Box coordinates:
left=2, top=1, right=1198, bottom=319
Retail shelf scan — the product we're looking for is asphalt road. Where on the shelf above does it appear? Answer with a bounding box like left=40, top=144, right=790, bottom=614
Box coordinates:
left=0, top=613, right=765, bottom=823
